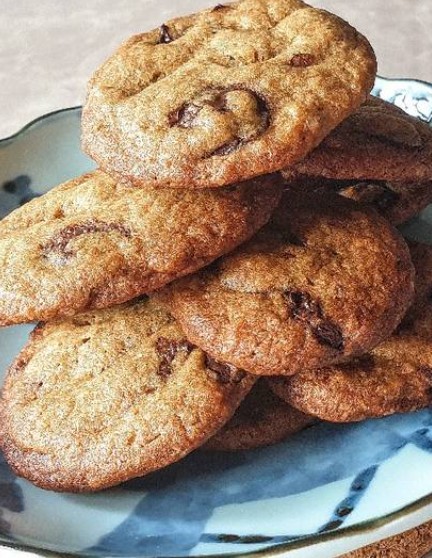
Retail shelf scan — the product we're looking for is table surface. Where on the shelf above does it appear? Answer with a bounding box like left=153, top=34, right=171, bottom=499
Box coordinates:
left=1, top=0, right=432, bottom=138
left=1, top=1, right=432, bottom=557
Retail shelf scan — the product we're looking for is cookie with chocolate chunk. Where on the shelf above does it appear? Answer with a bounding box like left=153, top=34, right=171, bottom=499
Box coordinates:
left=283, top=96, right=432, bottom=224
left=0, top=298, right=254, bottom=492
left=82, top=0, right=376, bottom=189
left=204, top=380, right=314, bottom=451
left=287, top=96, right=432, bottom=183
left=0, top=170, right=282, bottom=326
left=268, top=242, right=432, bottom=422
left=284, top=175, right=432, bottom=226
left=162, top=192, right=415, bottom=376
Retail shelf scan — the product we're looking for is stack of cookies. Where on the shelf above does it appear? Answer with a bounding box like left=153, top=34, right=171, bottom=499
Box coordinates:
left=0, top=0, right=430, bottom=493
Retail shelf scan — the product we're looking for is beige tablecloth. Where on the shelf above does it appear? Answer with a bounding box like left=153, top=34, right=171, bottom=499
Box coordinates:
left=1, top=0, right=432, bottom=138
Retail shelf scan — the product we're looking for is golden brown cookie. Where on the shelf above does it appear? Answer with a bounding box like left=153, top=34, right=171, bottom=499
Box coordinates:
left=285, top=96, right=432, bottom=183
left=204, top=380, right=314, bottom=451
left=82, top=0, right=376, bottom=189
left=162, top=191, right=415, bottom=376
left=284, top=175, right=432, bottom=226
left=0, top=170, right=282, bottom=326
left=268, top=242, right=432, bottom=422
left=0, top=298, right=255, bottom=492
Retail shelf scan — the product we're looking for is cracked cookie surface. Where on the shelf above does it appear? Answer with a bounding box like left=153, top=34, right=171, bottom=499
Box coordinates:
left=82, top=0, right=376, bottom=189
left=0, top=170, right=282, bottom=325
left=0, top=298, right=255, bottom=492
left=204, top=380, right=314, bottom=451
left=268, top=242, right=432, bottom=422
left=162, top=192, right=415, bottom=376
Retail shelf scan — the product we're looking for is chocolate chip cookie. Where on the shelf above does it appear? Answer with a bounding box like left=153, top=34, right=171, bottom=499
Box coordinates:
left=283, top=97, right=432, bottom=224
left=268, top=242, right=432, bottom=422
left=0, top=170, right=282, bottom=326
left=0, top=298, right=255, bottom=492
left=82, top=0, right=376, bottom=189
left=284, top=175, right=432, bottom=226
left=204, top=380, right=314, bottom=451
left=287, top=96, right=432, bottom=183
left=162, top=191, right=415, bottom=376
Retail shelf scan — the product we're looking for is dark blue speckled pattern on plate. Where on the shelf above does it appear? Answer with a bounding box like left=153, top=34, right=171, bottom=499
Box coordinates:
left=0, top=77, right=432, bottom=558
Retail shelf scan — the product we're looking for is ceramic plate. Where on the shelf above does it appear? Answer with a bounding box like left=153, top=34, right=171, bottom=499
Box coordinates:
left=0, top=76, right=432, bottom=558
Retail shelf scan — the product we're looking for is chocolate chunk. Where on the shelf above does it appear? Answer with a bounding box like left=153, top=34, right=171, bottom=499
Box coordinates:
left=284, top=290, right=344, bottom=351
left=168, top=103, right=202, bottom=127
left=159, top=24, right=173, bottom=44
left=210, top=138, right=244, bottom=157
left=312, top=322, right=344, bottom=351
left=42, top=220, right=132, bottom=260
left=212, top=4, right=229, bottom=10
left=208, top=91, right=229, bottom=112
left=285, top=291, right=321, bottom=321
left=205, top=355, right=246, bottom=384
left=252, top=89, right=271, bottom=132
left=170, top=87, right=270, bottom=156
left=156, top=337, right=194, bottom=378
left=289, top=54, right=316, bottom=67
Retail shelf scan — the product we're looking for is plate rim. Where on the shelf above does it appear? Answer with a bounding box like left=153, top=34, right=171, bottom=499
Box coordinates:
left=375, top=74, right=432, bottom=91
left=0, top=491, right=431, bottom=558
left=1, top=74, right=432, bottom=558
left=0, top=105, right=82, bottom=147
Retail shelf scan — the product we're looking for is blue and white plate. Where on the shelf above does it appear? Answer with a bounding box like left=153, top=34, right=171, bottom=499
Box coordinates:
left=0, top=77, right=432, bottom=558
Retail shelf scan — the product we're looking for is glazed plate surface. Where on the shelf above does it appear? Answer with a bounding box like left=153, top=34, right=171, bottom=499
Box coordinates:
left=0, top=77, right=432, bottom=558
